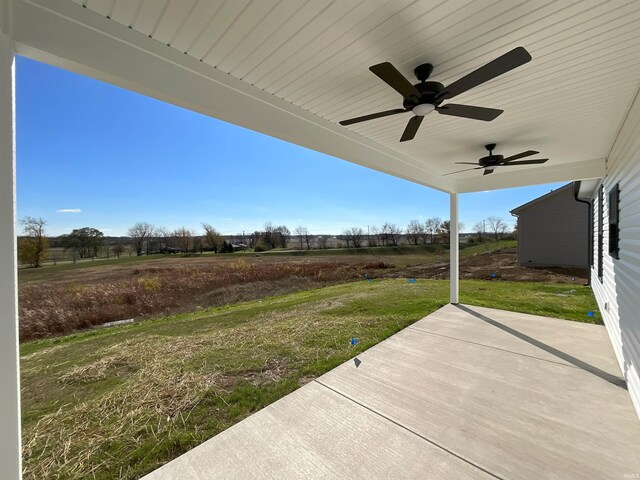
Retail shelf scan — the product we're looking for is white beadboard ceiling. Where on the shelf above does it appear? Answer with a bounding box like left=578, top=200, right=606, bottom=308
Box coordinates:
left=24, top=0, right=640, bottom=189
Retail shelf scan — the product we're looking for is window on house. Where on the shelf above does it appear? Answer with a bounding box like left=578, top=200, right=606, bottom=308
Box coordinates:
left=598, top=186, right=603, bottom=281
left=609, top=183, right=620, bottom=259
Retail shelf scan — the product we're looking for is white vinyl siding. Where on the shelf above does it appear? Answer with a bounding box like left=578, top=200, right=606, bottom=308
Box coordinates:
left=591, top=89, right=640, bottom=417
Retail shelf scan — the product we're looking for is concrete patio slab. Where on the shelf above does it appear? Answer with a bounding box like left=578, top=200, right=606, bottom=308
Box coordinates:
left=143, top=380, right=494, bottom=480
left=144, top=304, right=640, bottom=480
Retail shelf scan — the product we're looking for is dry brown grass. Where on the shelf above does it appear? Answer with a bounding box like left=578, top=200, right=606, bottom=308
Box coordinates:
left=19, top=260, right=393, bottom=341
left=23, top=337, right=213, bottom=479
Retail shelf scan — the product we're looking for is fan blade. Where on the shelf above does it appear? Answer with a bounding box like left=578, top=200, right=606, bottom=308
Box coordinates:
left=443, top=166, right=483, bottom=176
left=501, top=159, right=548, bottom=166
left=483, top=169, right=494, bottom=175
left=436, top=104, right=503, bottom=121
left=339, top=109, right=407, bottom=126
left=436, top=47, right=532, bottom=100
left=400, top=116, right=423, bottom=142
left=502, top=150, right=539, bottom=162
left=454, top=162, right=481, bottom=165
left=370, top=62, right=421, bottom=100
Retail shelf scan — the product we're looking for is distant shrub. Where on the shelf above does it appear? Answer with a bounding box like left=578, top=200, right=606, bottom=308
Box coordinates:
left=254, top=244, right=268, bottom=252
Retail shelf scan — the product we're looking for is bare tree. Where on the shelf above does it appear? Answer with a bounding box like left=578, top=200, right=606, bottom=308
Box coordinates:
left=406, top=219, right=425, bottom=245
left=193, top=235, right=203, bottom=254
left=369, top=226, right=380, bottom=247
left=146, top=229, right=158, bottom=255
left=294, top=226, right=310, bottom=251
left=419, top=226, right=430, bottom=245
left=275, top=225, right=290, bottom=248
left=382, top=223, right=402, bottom=246
left=317, top=236, right=328, bottom=249
left=263, top=222, right=276, bottom=249
left=438, top=220, right=450, bottom=243
left=342, top=229, right=353, bottom=249
left=349, top=227, right=364, bottom=248
left=294, top=226, right=306, bottom=250
left=112, top=242, right=125, bottom=258
left=19, top=216, right=48, bottom=267
left=202, top=223, right=223, bottom=253
left=424, top=217, right=442, bottom=244
left=248, top=231, right=260, bottom=249
left=439, top=220, right=465, bottom=243
left=303, top=229, right=312, bottom=250
left=156, top=227, right=172, bottom=253
left=487, top=216, right=507, bottom=241
left=473, top=220, right=486, bottom=242
left=379, top=223, right=390, bottom=246
left=174, top=228, right=193, bottom=253
left=128, top=222, right=154, bottom=256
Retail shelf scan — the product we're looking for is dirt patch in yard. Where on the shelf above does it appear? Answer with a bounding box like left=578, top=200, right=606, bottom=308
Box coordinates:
left=389, top=247, right=588, bottom=284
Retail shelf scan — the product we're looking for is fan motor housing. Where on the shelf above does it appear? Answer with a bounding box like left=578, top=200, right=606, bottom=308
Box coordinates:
left=479, top=154, right=504, bottom=166
left=403, top=81, right=445, bottom=110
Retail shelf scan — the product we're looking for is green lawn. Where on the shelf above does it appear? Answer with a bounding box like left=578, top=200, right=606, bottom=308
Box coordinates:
left=21, top=276, right=596, bottom=479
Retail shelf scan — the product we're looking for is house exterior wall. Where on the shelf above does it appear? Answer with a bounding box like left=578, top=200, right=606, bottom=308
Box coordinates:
left=591, top=90, right=640, bottom=418
left=515, top=185, right=589, bottom=268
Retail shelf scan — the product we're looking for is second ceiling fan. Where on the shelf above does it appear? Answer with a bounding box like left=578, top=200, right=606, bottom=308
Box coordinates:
left=340, top=47, right=531, bottom=142
left=444, top=144, right=548, bottom=176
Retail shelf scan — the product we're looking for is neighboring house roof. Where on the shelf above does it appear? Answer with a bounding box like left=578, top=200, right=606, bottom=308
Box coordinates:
left=510, top=183, right=574, bottom=215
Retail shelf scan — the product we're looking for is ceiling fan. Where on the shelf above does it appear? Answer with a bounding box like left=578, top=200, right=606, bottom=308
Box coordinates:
left=444, top=143, right=548, bottom=176
left=339, top=47, right=531, bottom=142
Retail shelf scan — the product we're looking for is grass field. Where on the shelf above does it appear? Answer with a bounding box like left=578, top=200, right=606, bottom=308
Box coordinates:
left=18, top=241, right=515, bottom=284
left=17, top=241, right=516, bottom=340
left=21, top=277, right=598, bottom=479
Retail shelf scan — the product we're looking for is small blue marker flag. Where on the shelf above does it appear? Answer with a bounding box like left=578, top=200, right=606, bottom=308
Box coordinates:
left=587, top=311, right=595, bottom=317
left=350, top=338, right=358, bottom=346
left=408, top=278, right=417, bottom=283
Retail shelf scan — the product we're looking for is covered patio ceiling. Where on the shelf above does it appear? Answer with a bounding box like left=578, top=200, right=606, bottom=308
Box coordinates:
left=10, top=0, right=640, bottom=193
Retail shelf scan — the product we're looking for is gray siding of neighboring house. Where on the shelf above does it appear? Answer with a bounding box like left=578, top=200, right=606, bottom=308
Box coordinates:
left=514, top=184, right=589, bottom=268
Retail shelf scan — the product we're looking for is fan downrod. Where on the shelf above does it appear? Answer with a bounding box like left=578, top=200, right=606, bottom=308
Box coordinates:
left=485, top=143, right=497, bottom=153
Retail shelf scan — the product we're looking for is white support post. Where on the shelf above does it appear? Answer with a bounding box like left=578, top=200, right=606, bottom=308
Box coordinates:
left=0, top=22, right=22, bottom=480
left=450, top=193, right=459, bottom=304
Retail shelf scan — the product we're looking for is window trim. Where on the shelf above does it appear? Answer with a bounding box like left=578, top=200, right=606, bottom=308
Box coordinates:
left=598, top=185, right=604, bottom=282
left=609, top=183, right=620, bottom=260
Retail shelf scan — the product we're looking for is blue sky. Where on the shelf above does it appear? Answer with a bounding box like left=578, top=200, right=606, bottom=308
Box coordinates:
left=16, top=57, right=563, bottom=237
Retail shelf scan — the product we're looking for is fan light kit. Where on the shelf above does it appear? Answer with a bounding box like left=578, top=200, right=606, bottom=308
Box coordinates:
left=340, top=47, right=532, bottom=142
left=412, top=104, right=435, bottom=116
left=444, top=144, right=549, bottom=177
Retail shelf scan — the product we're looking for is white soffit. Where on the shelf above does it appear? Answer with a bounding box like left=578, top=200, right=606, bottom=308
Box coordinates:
left=13, top=0, right=640, bottom=192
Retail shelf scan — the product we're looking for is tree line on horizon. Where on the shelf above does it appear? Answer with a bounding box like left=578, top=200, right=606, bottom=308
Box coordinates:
left=17, top=216, right=514, bottom=267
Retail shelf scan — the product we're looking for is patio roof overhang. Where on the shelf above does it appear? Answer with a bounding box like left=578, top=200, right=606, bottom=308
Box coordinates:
left=2, top=2, right=640, bottom=478
left=9, top=0, right=638, bottom=194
